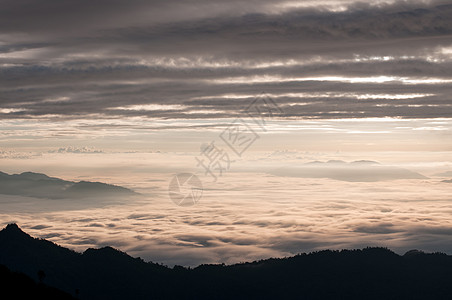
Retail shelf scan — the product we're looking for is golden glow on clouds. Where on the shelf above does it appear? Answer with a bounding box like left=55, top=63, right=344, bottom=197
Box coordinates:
left=0, top=117, right=450, bottom=153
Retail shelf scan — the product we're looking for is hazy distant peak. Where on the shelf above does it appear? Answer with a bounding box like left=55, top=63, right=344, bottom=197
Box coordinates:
left=271, top=160, right=427, bottom=182
left=16, top=172, right=58, bottom=181
left=326, top=160, right=347, bottom=164
left=66, top=181, right=137, bottom=195
left=0, top=170, right=137, bottom=199
left=350, top=160, right=380, bottom=165
left=305, top=160, right=326, bottom=165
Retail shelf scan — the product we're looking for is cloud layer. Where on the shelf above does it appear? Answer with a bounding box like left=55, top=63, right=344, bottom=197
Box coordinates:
left=0, top=0, right=451, bottom=120
left=2, top=170, right=452, bottom=266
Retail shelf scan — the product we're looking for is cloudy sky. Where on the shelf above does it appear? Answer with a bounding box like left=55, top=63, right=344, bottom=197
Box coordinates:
left=1, top=0, right=452, bottom=266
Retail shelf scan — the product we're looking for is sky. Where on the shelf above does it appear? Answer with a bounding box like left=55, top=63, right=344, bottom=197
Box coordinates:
left=1, top=0, right=452, bottom=266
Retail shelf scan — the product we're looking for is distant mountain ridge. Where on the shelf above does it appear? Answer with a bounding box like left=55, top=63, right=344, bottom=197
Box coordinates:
left=2, top=224, right=452, bottom=299
left=0, top=171, right=136, bottom=199
left=271, top=160, right=427, bottom=182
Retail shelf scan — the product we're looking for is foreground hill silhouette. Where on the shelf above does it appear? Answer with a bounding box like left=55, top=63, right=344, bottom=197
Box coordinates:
left=2, top=224, right=452, bottom=299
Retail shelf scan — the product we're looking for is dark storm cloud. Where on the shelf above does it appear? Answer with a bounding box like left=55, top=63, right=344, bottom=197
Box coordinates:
left=0, top=0, right=451, bottom=120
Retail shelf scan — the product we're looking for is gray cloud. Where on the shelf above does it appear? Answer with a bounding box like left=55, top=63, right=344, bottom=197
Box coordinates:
left=0, top=0, right=451, bottom=120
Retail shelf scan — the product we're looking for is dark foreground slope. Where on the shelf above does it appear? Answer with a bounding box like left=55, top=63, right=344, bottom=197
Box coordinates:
left=1, top=224, right=452, bottom=299
left=0, top=264, right=75, bottom=299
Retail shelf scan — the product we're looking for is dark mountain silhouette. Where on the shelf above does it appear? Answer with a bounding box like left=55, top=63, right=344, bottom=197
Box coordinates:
left=0, top=171, right=136, bottom=199
left=2, top=224, right=452, bottom=299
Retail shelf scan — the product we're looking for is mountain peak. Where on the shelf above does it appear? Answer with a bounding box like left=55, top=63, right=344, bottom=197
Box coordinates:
left=18, top=172, right=54, bottom=181
left=4, top=223, right=22, bottom=232
left=0, top=223, right=31, bottom=239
